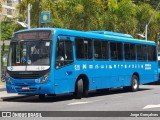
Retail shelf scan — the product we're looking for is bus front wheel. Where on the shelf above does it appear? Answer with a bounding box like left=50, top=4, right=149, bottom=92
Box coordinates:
left=75, top=79, right=83, bottom=99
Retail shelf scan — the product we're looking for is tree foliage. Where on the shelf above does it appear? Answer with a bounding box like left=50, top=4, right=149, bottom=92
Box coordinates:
left=1, top=18, right=14, bottom=40
left=1, top=0, right=160, bottom=41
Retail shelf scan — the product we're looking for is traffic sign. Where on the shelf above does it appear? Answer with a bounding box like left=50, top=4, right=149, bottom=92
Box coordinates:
left=40, top=11, right=50, bottom=23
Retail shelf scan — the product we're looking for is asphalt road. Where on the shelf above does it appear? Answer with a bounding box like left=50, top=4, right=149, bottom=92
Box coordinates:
left=0, top=85, right=160, bottom=120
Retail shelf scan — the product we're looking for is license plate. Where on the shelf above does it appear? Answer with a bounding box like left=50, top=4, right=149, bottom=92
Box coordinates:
left=22, top=86, right=29, bottom=90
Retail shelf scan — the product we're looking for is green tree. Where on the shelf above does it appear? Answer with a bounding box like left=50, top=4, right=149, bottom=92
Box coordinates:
left=16, top=0, right=160, bottom=41
left=56, top=0, right=105, bottom=30
left=136, top=3, right=160, bottom=40
left=17, top=0, right=105, bottom=31
left=103, top=0, right=138, bottom=36
left=1, top=18, right=14, bottom=40
left=17, top=0, right=57, bottom=28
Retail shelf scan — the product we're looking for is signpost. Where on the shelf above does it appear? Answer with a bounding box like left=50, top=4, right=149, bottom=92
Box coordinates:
left=40, top=11, right=50, bottom=27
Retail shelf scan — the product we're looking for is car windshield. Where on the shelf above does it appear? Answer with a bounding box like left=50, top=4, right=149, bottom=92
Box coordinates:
left=8, top=40, right=51, bottom=66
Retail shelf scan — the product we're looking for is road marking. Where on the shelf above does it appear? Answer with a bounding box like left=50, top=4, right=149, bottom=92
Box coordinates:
left=143, top=104, right=160, bottom=109
left=67, top=99, right=103, bottom=106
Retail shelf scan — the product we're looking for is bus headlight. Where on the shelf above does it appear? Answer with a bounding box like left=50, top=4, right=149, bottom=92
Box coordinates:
left=6, top=72, right=12, bottom=84
left=7, top=77, right=12, bottom=84
left=41, top=74, right=48, bottom=83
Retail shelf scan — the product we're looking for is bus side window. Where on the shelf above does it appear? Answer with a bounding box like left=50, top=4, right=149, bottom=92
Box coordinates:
left=94, top=40, right=101, bottom=59
left=130, top=44, right=136, bottom=60
left=137, top=45, right=147, bottom=61
left=124, top=43, right=136, bottom=60
left=56, top=36, right=73, bottom=69
left=110, top=42, right=116, bottom=60
left=137, top=45, right=142, bottom=60
left=148, top=45, right=157, bottom=61
left=75, top=37, right=92, bottom=60
left=124, top=43, right=130, bottom=60
left=110, top=42, right=122, bottom=60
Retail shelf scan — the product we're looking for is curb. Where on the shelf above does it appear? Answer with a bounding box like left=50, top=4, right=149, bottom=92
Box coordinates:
left=0, top=85, right=6, bottom=92
left=0, top=88, right=6, bottom=92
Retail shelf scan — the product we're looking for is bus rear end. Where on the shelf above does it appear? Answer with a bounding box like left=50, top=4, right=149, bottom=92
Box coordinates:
left=5, top=30, right=55, bottom=96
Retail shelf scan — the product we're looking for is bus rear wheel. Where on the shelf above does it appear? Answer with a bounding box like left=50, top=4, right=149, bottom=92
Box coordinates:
left=123, top=75, right=139, bottom=92
left=131, top=75, right=139, bottom=92
left=75, top=79, right=83, bottom=99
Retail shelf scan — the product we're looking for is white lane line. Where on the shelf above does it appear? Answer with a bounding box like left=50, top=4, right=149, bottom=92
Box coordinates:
left=67, top=99, right=103, bottom=106
left=143, top=104, right=160, bottom=109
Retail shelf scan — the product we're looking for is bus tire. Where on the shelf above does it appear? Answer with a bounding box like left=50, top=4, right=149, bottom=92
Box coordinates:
left=75, top=79, right=83, bottom=99
left=83, top=87, right=89, bottom=98
left=130, top=75, right=139, bottom=92
left=39, top=94, right=45, bottom=100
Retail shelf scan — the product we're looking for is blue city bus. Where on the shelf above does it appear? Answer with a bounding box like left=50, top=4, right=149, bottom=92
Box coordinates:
left=5, top=28, right=158, bottom=99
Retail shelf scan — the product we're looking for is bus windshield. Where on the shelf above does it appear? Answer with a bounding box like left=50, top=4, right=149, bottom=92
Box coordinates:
left=8, top=40, right=51, bottom=67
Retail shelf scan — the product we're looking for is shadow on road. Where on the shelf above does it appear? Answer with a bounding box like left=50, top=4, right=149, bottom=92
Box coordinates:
left=1, top=87, right=151, bottom=103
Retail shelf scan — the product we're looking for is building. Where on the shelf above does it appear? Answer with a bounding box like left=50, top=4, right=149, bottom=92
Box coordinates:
left=0, top=0, right=20, bottom=21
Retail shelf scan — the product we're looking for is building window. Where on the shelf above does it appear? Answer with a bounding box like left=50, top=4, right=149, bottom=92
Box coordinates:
left=7, top=9, right=12, bottom=15
left=7, top=0, right=12, bottom=6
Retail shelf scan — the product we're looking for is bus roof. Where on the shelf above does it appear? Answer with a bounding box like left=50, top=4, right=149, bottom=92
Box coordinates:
left=89, top=31, right=133, bottom=38
left=14, top=28, right=156, bottom=46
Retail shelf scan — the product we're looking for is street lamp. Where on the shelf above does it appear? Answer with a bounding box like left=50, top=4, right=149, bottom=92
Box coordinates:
left=15, top=21, right=28, bottom=28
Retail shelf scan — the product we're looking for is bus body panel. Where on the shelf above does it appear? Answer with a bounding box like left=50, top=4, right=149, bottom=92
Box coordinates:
left=54, top=64, right=75, bottom=94
left=6, top=78, right=55, bottom=94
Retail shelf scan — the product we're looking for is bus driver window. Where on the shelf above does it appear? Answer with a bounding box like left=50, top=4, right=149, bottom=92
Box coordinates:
left=55, top=36, right=73, bottom=69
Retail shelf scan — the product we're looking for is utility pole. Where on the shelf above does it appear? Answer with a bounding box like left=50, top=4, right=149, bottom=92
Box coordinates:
left=39, top=0, right=42, bottom=27
left=145, top=23, right=148, bottom=41
left=28, top=4, right=31, bottom=29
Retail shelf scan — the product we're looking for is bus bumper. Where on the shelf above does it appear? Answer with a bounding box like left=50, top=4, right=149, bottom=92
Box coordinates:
left=6, top=83, right=55, bottom=95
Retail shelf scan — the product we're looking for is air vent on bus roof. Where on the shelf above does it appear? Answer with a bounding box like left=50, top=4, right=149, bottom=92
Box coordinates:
left=89, top=31, right=133, bottom=38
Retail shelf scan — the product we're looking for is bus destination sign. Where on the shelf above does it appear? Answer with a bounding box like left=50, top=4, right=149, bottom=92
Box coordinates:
left=14, top=30, right=52, bottom=40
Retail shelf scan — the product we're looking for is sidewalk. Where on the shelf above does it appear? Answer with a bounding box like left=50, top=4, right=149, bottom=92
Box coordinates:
left=0, top=84, right=6, bottom=92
